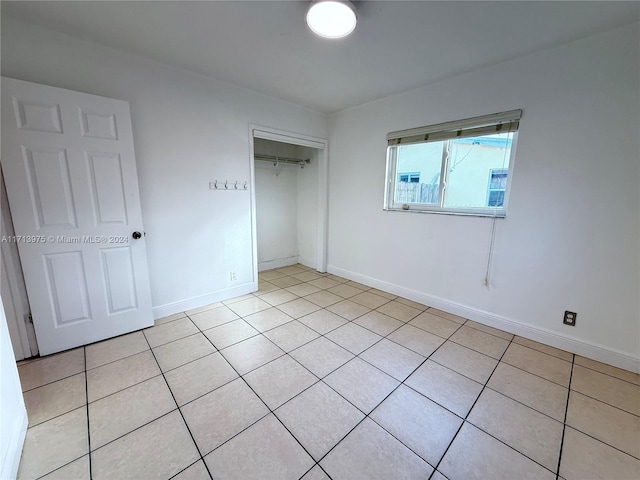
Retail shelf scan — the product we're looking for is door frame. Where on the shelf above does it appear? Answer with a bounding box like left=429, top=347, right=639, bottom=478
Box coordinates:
left=1, top=170, right=38, bottom=359
left=249, top=124, right=329, bottom=281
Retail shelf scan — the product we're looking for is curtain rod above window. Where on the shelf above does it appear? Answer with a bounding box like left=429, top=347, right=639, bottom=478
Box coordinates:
left=387, top=109, right=522, bottom=146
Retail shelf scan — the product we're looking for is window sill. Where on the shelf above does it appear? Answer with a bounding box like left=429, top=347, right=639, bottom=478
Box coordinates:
left=383, top=206, right=507, bottom=218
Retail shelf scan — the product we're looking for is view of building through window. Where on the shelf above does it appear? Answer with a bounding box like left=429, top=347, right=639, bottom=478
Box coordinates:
left=394, top=132, right=513, bottom=210
left=487, top=168, right=508, bottom=207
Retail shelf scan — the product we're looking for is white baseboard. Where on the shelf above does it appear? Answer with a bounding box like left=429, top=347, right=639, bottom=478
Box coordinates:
left=1, top=405, right=27, bottom=480
left=152, top=282, right=257, bottom=320
left=258, top=256, right=298, bottom=272
left=328, top=265, right=640, bottom=374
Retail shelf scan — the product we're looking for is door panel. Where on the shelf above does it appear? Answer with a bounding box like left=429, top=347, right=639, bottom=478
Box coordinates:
left=1, top=77, right=153, bottom=355
left=44, top=251, right=92, bottom=326
left=79, top=109, right=118, bottom=140
left=86, top=152, right=128, bottom=224
left=100, top=246, right=138, bottom=314
left=23, top=146, right=77, bottom=229
left=12, top=97, right=63, bottom=134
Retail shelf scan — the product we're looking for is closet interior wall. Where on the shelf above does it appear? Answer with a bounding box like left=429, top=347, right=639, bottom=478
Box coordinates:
left=254, top=138, right=318, bottom=271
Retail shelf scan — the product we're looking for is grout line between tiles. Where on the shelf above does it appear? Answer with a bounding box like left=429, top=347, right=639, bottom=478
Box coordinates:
left=512, top=338, right=574, bottom=362
left=562, top=425, right=640, bottom=462
left=429, top=334, right=515, bottom=477
left=318, top=316, right=462, bottom=459
left=16, top=343, right=85, bottom=369
left=33, top=454, right=86, bottom=480
left=20, top=373, right=87, bottom=428
left=88, top=408, right=179, bottom=453
left=140, top=331, right=216, bottom=480
left=189, top=316, right=322, bottom=472
left=206, top=285, right=429, bottom=471
left=460, top=320, right=515, bottom=342
left=480, top=383, right=565, bottom=424
left=434, top=332, right=572, bottom=390
left=20, top=369, right=86, bottom=394
left=166, top=459, right=202, bottom=480
left=310, top=325, right=451, bottom=469
left=445, top=344, right=571, bottom=477
left=507, top=341, right=573, bottom=364
left=156, top=349, right=217, bottom=375
left=83, top=346, right=93, bottom=480
left=84, top=347, right=151, bottom=373
left=496, top=358, right=573, bottom=389
left=269, top=291, right=461, bottom=437
left=555, top=354, right=575, bottom=479
left=87, top=372, right=165, bottom=405
left=572, top=362, right=640, bottom=388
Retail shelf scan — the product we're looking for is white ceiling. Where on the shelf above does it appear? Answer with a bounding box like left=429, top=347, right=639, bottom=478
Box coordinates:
left=3, top=1, right=639, bottom=114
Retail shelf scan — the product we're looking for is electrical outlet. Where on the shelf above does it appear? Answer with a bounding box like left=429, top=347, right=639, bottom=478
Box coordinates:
left=563, top=311, right=577, bottom=326
left=230, top=271, right=237, bottom=281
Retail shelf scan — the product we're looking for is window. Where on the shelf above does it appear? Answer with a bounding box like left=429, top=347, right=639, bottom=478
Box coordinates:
left=487, top=169, right=508, bottom=207
left=398, top=172, right=420, bottom=183
left=384, top=110, right=521, bottom=217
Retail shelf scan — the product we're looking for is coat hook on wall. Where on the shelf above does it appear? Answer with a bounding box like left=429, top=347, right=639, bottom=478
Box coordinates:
left=210, top=179, right=249, bottom=191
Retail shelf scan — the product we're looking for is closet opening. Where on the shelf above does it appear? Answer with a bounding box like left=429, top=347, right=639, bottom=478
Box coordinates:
left=250, top=127, right=328, bottom=279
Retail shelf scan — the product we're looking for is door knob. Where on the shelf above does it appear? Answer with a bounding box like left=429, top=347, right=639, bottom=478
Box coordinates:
left=132, top=231, right=142, bottom=240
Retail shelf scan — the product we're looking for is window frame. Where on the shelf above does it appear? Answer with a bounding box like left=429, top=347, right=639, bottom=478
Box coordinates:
left=383, top=110, right=521, bottom=218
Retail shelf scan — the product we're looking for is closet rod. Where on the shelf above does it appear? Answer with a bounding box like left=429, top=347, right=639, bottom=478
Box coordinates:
left=254, top=154, right=310, bottom=168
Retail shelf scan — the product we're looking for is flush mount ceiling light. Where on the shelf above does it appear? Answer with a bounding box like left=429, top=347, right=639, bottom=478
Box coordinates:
left=306, top=1, right=357, bottom=39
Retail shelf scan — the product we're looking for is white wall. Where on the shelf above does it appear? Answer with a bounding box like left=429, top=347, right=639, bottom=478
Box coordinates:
left=0, top=294, right=28, bottom=480
left=328, top=23, right=640, bottom=370
left=1, top=17, right=327, bottom=316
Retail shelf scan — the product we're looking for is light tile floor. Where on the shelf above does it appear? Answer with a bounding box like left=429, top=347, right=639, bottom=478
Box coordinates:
left=16, top=265, right=640, bottom=480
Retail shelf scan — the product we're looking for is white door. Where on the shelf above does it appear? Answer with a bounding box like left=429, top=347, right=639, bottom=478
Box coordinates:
left=1, top=77, right=154, bottom=356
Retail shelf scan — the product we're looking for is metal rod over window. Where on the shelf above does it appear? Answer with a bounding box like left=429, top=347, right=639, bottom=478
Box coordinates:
left=387, top=110, right=522, bottom=146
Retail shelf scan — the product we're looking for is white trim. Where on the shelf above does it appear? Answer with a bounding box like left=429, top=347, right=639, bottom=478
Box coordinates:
left=258, top=256, right=299, bottom=272
left=252, top=127, right=326, bottom=150
left=1, top=271, right=25, bottom=360
left=248, top=125, right=259, bottom=288
left=1, top=172, right=37, bottom=358
left=0, top=404, right=27, bottom=480
left=152, top=282, right=256, bottom=320
left=327, top=264, right=640, bottom=374
left=315, top=147, right=328, bottom=273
